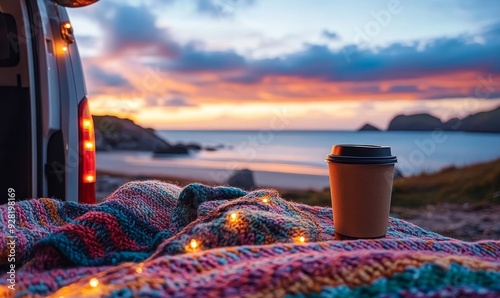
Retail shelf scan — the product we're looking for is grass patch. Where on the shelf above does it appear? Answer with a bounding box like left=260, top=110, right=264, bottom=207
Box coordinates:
left=392, top=159, right=500, bottom=208
left=282, top=159, right=500, bottom=209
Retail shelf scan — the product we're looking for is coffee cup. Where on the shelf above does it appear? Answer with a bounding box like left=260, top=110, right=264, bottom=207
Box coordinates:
left=326, top=144, right=397, bottom=240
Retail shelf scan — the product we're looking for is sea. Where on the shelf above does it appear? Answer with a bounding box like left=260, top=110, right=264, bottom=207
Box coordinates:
left=156, top=130, right=500, bottom=177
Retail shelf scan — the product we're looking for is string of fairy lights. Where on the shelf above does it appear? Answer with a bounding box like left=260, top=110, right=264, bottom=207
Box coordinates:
left=40, top=196, right=308, bottom=297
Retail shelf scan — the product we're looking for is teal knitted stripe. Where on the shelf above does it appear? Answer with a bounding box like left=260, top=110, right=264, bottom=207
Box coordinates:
left=287, top=262, right=500, bottom=298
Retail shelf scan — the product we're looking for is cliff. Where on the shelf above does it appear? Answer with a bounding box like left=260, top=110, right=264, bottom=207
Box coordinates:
left=93, top=115, right=171, bottom=151
left=457, top=107, right=500, bottom=133
left=387, top=106, right=500, bottom=133
left=388, top=114, right=445, bottom=131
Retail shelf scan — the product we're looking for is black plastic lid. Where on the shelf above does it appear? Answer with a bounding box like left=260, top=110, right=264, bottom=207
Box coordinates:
left=326, top=144, right=397, bottom=165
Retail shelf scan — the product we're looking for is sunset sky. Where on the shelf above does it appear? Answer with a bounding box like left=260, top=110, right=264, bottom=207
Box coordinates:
left=68, top=0, right=500, bottom=130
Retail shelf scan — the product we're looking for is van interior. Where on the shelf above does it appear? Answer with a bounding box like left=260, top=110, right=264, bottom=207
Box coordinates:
left=0, top=9, right=32, bottom=203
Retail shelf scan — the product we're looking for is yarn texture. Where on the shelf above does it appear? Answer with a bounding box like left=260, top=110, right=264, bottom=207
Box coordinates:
left=0, top=181, right=499, bottom=297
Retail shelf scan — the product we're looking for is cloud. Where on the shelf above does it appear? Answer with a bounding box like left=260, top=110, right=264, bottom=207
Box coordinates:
left=196, top=0, right=256, bottom=17
left=387, top=85, right=420, bottom=93
left=322, top=30, right=340, bottom=40
left=95, top=3, right=499, bottom=84
left=89, top=3, right=245, bottom=72
left=349, top=85, right=381, bottom=94
left=87, top=65, right=130, bottom=87
left=232, top=28, right=500, bottom=84
left=78, top=2, right=500, bottom=102
left=91, top=3, right=180, bottom=56
left=166, top=44, right=246, bottom=72
left=107, top=5, right=158, bottom=47
left=219, top=22, right=500, bottom=101
left=163, top=97, right=197, bottom=107
left=85, top=1, right=254, bottom=69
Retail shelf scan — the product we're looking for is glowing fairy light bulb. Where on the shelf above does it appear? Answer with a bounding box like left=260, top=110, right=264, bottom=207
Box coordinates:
left=62, top=46, right=68, bottom=52
left=190, top=239, right=198, bottom=249
left=230, top=212, right=237, bottom=221
left=299, top=236, right=306, bottom=244
left=89, top=278, right=99, bottom=288
left=262, top=198, right=269, bottom=203
left=136, top=266, right=143, bottom=274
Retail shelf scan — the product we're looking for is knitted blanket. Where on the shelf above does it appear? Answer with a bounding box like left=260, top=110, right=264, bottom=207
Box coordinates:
left=1, top=181, right=499, bottom=297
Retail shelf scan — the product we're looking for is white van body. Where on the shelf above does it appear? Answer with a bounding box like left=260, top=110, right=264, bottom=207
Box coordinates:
left=0, top=0, right=96, bottom=204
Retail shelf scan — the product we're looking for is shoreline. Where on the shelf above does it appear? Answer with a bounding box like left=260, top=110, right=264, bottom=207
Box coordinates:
left=97, top=151, right=330, bottom=191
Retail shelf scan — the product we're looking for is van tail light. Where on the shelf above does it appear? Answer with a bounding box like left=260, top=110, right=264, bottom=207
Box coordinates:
left=78, top=97, right=96, bottom=204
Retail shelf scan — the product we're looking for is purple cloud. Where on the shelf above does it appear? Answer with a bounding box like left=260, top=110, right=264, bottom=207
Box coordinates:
left=80, top=2, right=500, bottom=100
left=87, top=65, right=130, bottom=87
left=196, top=0, right=257, bottom=17
left=222, top=23, right=500, bottom=95
left=322, top=30, right=340, bottom=40
left=164, top=97, right=197, bottom=107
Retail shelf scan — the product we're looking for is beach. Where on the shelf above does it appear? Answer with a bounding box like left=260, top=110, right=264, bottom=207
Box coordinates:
left=96, top=130, right=500, bottom=191
left=96, top=151, right=330, bottom=190
left=157, top=130, right=500, bottom=176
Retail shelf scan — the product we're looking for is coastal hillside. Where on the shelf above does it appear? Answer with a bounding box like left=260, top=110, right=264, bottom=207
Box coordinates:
left=93, top=115, right=205, bottom=153
left=360, top=106, right=500, bottom=132
left=93, top=115, right=170, bottom=151
left=457, top=107, right=500, bottom=132
left=388, top=114, right=445, bottom=131
left=387, top=106, right=500, bottom=132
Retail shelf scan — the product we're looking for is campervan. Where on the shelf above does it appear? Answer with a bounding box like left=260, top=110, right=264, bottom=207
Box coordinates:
left=0, top=0, right=98, bottom=204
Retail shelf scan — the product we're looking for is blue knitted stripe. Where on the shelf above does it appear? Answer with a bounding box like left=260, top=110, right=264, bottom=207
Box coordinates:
left=287, top=262, right=500, bottom=298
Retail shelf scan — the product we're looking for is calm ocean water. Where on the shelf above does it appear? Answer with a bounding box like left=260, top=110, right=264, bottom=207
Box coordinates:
left=157, top=130, right=500, bottom=176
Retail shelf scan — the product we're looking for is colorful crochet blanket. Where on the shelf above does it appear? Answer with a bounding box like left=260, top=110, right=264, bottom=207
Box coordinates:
left=1, top=181, right=499, bottom=297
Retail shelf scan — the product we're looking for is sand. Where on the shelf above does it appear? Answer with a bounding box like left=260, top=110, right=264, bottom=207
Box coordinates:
left=96, top=152, right=330, bottom=191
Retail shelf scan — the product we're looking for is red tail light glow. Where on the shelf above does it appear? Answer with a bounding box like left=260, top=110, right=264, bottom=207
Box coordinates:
left=78, top=97, right=96, bottom=204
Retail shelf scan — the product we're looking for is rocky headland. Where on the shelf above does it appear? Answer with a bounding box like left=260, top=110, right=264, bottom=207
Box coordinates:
left=360, top=106, right=500, bottom=133
left=93, top=115, right=203, bottom=154
left=358, top=123, right=381, bottom=131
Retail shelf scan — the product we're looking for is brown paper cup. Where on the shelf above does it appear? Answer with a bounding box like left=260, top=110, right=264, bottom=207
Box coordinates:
left=326, top=145, right=397, bottom=240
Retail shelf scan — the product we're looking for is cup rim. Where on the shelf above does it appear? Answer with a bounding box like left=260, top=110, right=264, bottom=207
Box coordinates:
left=326, top=144, right=397, bottom=165
left=325, top=155, right=397, bottom=165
